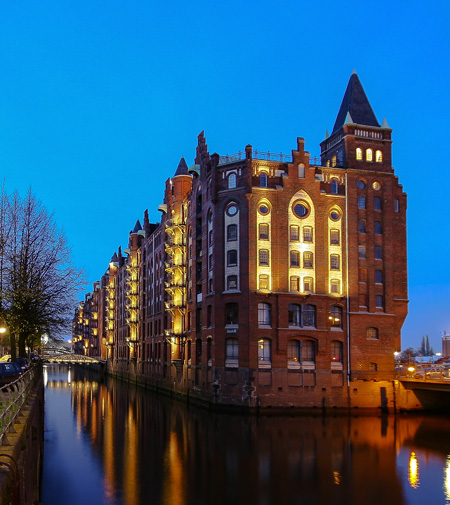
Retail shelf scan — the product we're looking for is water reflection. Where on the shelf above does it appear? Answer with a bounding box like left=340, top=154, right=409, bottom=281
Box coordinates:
left=41, top=365, right=450, bottom=505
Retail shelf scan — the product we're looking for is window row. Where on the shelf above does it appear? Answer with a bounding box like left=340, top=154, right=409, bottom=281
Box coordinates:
left=358, top=196, right=382, bottom=210
left=290, top=251, right=314, bottom=268
left=360, top=269, right=384, bottom=284
left=358, top=220, right=383, bottom=234
left=356, top=148, right=382, bottom=163
left=358, top=245, right=383, bottom=260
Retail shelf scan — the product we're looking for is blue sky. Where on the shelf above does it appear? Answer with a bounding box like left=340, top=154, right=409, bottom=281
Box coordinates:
left=0, top=1, right=449, bottom=350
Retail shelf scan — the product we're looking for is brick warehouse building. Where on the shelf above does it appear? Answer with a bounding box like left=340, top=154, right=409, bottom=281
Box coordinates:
left=73, top=72, right=408, bottom=412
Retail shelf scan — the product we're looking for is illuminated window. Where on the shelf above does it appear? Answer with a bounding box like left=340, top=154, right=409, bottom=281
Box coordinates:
left=331, top=155, right=337, bottom=167
left=303, top=251, right=313, bottom=268
left=375, top=246, right=382, bottom=260
left=228, top=173, right=236, bottom=189
left=375, top=270, right=383, bottom=284
left=227, top=275, right=238, bottom=290
left=330, top=254, right=340, bottom=270
left=290, top=250, right=300, bottom=267
left=288, top=304, right=301, bottom=327
left=303, top=277, right=313, bottom=292
left=329, top=306, right=342, bottom=328
left=330, top=279, right=340, bottom=294
left=290, top=225, right=299, bottom=241
left=258, top=338, right=271, bottom=364
left=326, top=160, right=330, bottom=167
left=358, top=196, right=366, bottom=209
left=227, top=224, right=238, bottom=241
left=358, top=246, right=366, bottom=259
left=358, top=220, right=366, bottom=233
left=259, top=223, right=269, bottom=240
left=302, top=340, right=315, bottom=363
left=376, top=150, right=382, bottom=163
left=373, top=181, right=381, bottom=191
left=366, top=327, right=379, bottom=340
left=227, top=250, right=238, bottom=266
left=225, top=338, right=239, bottom=365
left=259, top=274, right=270, bottom=290
left=290, top=276, right=300, bottom=292
left=303, top=226, right=313, bottom=242
left=288, top=339, right=301, bottom=363
left=331, top=179, right=339, bottom=194
left=298, top=164, right=305, bottom=178
left=260, top=173, right=268, bottom=187
left=374, top=221, right=382, bottom=234
left=303, top=305, right=316, bottom=327
left=356, top=148, right=363, bottom=160
left=225, top=303, right=239, bottom=325
left=376, top=295, right=384, bottom=309
left=331, top=340, right=343, bottom=363
left=374, top=197, right=382, bottom=211
left=366, top=149, right=373, bottom=162
left=259, top=249, right=269, bottom=266
left=330, top=229, right=340, bottom=245
left=258, top=303, right=271, bottom=326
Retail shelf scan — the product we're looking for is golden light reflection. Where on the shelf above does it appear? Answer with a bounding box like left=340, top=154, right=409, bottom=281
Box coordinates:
left=333, top=471, right=341, bottom=485
left=445, top=454, right=450, bottom=501
left=408, top=451, right=420, bottom=489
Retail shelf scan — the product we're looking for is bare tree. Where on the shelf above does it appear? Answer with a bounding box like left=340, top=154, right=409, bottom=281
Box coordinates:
left=0, top=188, right=85, bottom=358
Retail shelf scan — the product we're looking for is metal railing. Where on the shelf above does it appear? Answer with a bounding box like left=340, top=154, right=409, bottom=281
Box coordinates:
left=0, top=367, right=38, bottom=446
left=218, top=150, right=322, bottom=166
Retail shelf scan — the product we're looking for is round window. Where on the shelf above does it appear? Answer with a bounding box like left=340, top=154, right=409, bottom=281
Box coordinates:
left=372, top=181, right=381, bottom=191
left=227, top=205, right=238, bottom=216
left=258, top=204, right=270, bottom=215
left=293, top=201, right=309, bottom=218
left=357, top=180, right=366, bottom=189
left=330, top=210, right=340, bottom=221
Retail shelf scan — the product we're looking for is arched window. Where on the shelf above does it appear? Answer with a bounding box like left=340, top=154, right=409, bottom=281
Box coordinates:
left=227, top=224, right=238, bottom=241
left=331, top=155, right=337, bottom=167
left=303, top=251, right=313, bottom=268
left=366, top=327, right=379, bottom=339
left=366, top=148, right=373, bottom=162
left=259, top=274, right=270, bottom=290
left=227, top=275, right=238, bottom=290
left=303, top=305, right=316, bottom=327
left=225, top=303, right=239, bottom=325
left=259, top=249, right=269, bottom=265
left=356, top=147, right=363, bottom=160
left=298, top=164, right=305, bottom=178
left=225, top=338, right=238, bottom=367
left=258, top=338, right=271, bottom=366
left=288, top=339, right=301, bottom=368
left=303, top=277, right=313, bottom=293
left=329, top=306, right=342, bottom=328
left=260, top=173, right=268, bottom=187
left=302, top=340, right=316, bottom=367
left=258, top=302, right=271, bottom=326
left=331, top=340, right=343, bottom=364
left=290, top=250, right=300, bottom=267
left=290, top=276, right=300, bottom=292
left=227, top=250, right=238, bottom=266
left=228, top=173, right=236, bottom=189
left=288, top=304, right=301, bottom=327
left=259, top=223, right=269, bottom=240
left=331, top=179, right=339, bottom=194
left=376, top=150, right=383, bottom=163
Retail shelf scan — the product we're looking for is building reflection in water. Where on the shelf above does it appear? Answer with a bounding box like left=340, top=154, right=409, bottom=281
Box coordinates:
left=41, top=365, right=450, bottom=505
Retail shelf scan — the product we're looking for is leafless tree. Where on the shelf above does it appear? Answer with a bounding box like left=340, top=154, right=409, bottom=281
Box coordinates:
left=0, top=188, right=85, bottom=358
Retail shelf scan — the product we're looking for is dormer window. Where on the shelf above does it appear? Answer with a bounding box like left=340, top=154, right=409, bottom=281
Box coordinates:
left=356, top=148, right=363, bottom=160
left=260, top=172, right=268, bottom=187
left=331, top=179, right=339, bottom=194
left=366, top=149, right=373, bottom=162
left=228, top=173, right=236, bottom=189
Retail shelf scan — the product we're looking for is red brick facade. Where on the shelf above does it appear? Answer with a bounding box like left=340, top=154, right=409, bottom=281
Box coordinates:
left=73, top=74, right=407, bottom=411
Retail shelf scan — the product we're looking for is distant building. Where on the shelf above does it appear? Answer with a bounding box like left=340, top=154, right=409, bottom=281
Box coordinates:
left=73, top=73, right=408, bottom=411
left=443, top=334, right=450, bottom=357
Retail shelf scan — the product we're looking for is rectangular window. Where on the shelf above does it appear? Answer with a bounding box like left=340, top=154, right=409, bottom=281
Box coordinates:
left=302, top=305, right=316, bottom=327
left=358, top=220, right=366, bottom=233
left=258, top=339, right=271, bottom=364
left=374, top=197, right=382, bottom=211
left=376, top=295, right=384, bottom=309
left=290, top=225, right=299, bottom=241
left=288, top=304, right=301, bottom=326
left=259, top=223, right=269, bottom=240
left=227, top=250, right=238, bottom=266
left=330, top=254, right=340, bottom=270
left=259, top=249, right=269, bottom=266
left=259, top=274, right=269, bottom=290
left=303, top=276, right=313, bottom=293
left=258, top=303, right=271, bottom=326
left=358, top=246, right=366, bottom=259
left=208, top=230, right=213, bottom=247
left=227, top=224, right=238, bottom=241
left=375, top=246, right=382, bottom=260
left=303, top=251, right=313, bottom=268
left=290, top=250, right=300, bottom=267
left=290, top=276, right=299, bottom=292
left=227, top=275, right=238, bottom=290
left=358, top=196, right=366, bottom=209
left=209, top=253, right=213, bottom=270
left=330, top=229, right=340, bottom=245
left=395, top=199, right=400, bottom=212
left=374, top=221, right=382, bottom=234
left=303, top=226, right=313, bottom=242
left=375, top=270, right=383, bottom=284
left=330, top=279, right=340, bottom=294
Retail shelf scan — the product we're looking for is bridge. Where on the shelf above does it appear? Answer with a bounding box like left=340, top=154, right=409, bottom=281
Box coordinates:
left=41, top=352, right=105, bottom=365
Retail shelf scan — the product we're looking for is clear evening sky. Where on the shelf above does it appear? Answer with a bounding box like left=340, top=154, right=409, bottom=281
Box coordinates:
left=0, top=1, right=448, bottom=350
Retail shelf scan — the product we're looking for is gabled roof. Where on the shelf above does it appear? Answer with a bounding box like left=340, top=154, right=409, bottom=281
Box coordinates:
left=174, top=157, right=189, bottom=176
left=332, top=72, right=380, bottom=134
left=110, top=252, right=118, bottom=263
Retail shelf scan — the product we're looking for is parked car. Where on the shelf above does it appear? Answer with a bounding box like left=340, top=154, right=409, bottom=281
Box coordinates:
left=13, top=357, right=30, bottom=371
left=0, top=354, right=11, bottom=362
left=0, top=362, right=22, bottom=386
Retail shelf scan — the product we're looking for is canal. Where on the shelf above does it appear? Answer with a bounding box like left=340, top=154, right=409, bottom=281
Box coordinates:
left=40, top=364, right=450, bottom=505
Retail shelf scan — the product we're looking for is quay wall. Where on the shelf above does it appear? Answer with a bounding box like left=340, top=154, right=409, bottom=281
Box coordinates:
left=0, top=371, right=44, bottom=505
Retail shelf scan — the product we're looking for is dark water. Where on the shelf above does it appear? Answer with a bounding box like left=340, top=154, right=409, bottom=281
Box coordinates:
left=41, top=364, right=450, bottom=505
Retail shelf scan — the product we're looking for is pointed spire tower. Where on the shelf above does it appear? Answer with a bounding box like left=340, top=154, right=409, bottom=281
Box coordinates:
left=320, top=72, right=392, bottom=171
